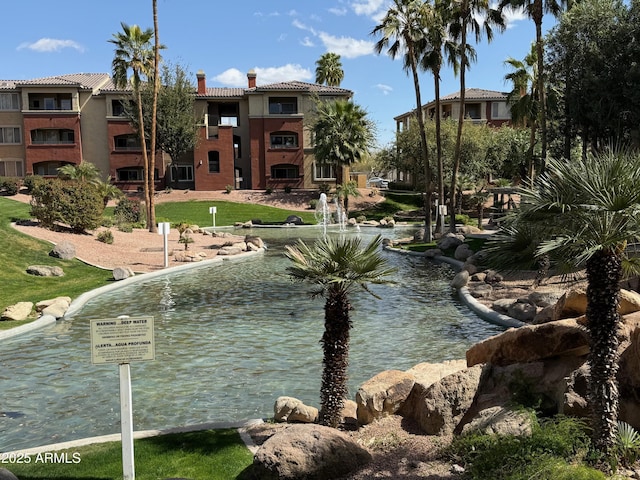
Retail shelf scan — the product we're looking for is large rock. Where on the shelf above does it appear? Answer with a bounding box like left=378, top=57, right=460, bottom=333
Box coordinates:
left=252, top=424, right=371, bottom=480
left=401, top=365, right=483, bottom=435
left=406, top=360, right=468, bottom=386
left=437, top=233, right=464, bottom=250
left=1, top=302, right=33, bottom=321
left=42, top=301, right=69, bottom=319
left=27, top=265, right=64, bottom=277
left=466, top=318, right=589, bottom=367
left=49, top=241, right=76, bottom=260
left=461, top=406, right=534, bottom=437
left=285, top=215, right=304, bottom=225
left=0, top=469, right=19, bottom=480
left=274, top=396, right=318, bottom=423
left=450, top=270, right=469, bottom=289
left=507, top=301, right=538, bottom=323
left=356, top=369, right=415, bottom=425
left=619, top=289, right=640, bottom=315
left=113, top=266, right=135, bottom=281
left=35, top=296, right=71, bottom=312
left=552, top=289, right=587, bottom=320
left=454, top=244, right=474, bottom=262
left=245, top=235, right=264, bottom=249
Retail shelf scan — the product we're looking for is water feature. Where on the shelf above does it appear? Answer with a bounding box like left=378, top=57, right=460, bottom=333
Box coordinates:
left=315, top=193, right=331, bottom=236
left=0, top=227, right=503, bottom=451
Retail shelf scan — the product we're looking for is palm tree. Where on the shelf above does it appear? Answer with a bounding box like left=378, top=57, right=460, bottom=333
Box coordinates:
left=335, top=180, right=362, bottom=217
left=448, top=0, right=504, bottom=232
left=504, top=43, right=539, bottom=182
left=498, top=0, right=565, bottom=173
left=57, top=161, right=101, bottom=182
left=312, top=99, right=375, bottom=185
left=315, top=53, right=344, bottom=87
left=509, top=149, right=640, bottom=456
left=109, top=22, right=155, bottom=230
left=372, top=0, right=434, bottom=242
left=149, top=0, right=161, bottom=233
left=93, top=176, right=124, bottom=207
left=285, top=235, right=395, bottom=427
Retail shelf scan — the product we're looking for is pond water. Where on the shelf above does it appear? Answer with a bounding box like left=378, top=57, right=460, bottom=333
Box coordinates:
left=0, top=226, right=502, bottom=451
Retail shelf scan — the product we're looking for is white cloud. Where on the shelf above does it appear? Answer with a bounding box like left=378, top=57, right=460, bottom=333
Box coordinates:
left=375, top=84, right=393, bottom=95
left=318, top=32, right=374, bottom=59
left=329, top=7, right=348, bottom=16
left=301, top=37, right=315, bottom=47
left=351, top=0, right=387, bottom=16
left=292, top=19, right=317, bottom=36
left=17, top=38, right=84, bottom=53
left=213, top=65, right=312, bottom=87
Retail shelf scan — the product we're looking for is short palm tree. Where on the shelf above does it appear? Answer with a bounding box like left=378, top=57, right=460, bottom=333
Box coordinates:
left=285, top=235, right=395, bottom=427
left=313, top=99, right=375, bottom=185
left=335, top=180, right=361, bottom=218
left=109, top=22, right=155, bottom=230
left=315, top=52, right=344, bottom=87
left=510, top=149, right=640, bottom=456
left=57, top=161, right=101, bottom=182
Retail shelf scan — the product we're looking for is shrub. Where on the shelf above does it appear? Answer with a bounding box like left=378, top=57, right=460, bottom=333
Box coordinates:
left=388, top=181, right=414, bottom=191
left=117, top=223, right=133, bottom=233
left=265, top=187, right=273, bottom=195
left=0, top=177, right=20, bottom=196
left=97, top=230, right=114, bottom=244
left=318, top=183, right=331, bottom=195
left=114, top=198, right=142, bottom=224
left=101, top=217, right=114, bottom=228
left=284, top=185, right=292, bottom=194
left=357, top=215, right=367, bottom=223
left=22, top=175, right=44, bottom=193
left=225, top=184, right=233, bottom=194
left=309, top=199, right=318, bottom=210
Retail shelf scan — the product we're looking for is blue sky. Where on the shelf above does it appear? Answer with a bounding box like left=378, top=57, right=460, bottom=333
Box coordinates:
left=2, top=0, right=547, bottom=147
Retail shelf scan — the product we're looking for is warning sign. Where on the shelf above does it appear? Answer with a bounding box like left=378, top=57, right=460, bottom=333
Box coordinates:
left=90, top=316, right=155, bottom=365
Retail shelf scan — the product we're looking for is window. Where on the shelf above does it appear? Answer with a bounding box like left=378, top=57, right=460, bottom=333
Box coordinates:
left=464, top=103, right=482, bottom=119
left=34, top=161, right=68, bottom=176
left=208, top=151, right=220, bottom=173
left=491, top=101, right=511, bottom=120
left=0, top=127, right=21, bottom=144
left=271, top=164, right=299, bottom=179
left=111, top=100, right=126, bottom=116
left=31, top=129, right=74, bottom=144
left=0, top=93, right=19, bottom=110
left=44, top=98, right=56, bottom=110
left=233, top=135, right=241, bottom=159
left=0, top=159, right=24, bottom=177
left=117, top=167, right=144, bottom=182
left=171, top=164, right=194, bottom=182
left=314, top=162, right=336, bottom=181
left=219, top=103, right=239, bottom=126
left=269, top=97, right=297, bottom=114
left=270, top=132, right=298, bottom=149
left=114, top=134, right=141, bottom=150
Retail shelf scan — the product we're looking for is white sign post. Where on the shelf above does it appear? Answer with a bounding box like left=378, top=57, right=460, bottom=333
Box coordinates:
left=91, top=316, right=155, bottom=480
left=209, top=206, right=217, bottom=230
left=438, top=204, right=448, bottom=235
left=157, top=222, right=171, bottom=268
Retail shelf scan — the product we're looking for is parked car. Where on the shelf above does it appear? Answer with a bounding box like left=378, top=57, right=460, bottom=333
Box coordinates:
left=367, top=177, right=389, bottom=188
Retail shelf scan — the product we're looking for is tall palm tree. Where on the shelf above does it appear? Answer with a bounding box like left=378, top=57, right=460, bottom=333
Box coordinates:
left=149, top=0, right=161, bottom=233
left=285, top=235, right=395, bottom=427
left=512, top=149, right=640, bottom=456
left=312, top=99, right=376, bottom=185
left=372, top=0, right=434, bottom=242
left=109, top=22, right=155, bottom=229
left=504, top=43, right=539, bottom=183
left=448, top=0, right=504, bottom=232
left=315, top=52, right=344, bottom=87
left=498, top=0, right=565, bottom=174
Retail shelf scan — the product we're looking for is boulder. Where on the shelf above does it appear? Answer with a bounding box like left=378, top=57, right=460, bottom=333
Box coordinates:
left=507, top=301, right=538, bottom=323
left=528, top=290, right=564, bottom=308
left=532, top=305, right=555, bottom=324
left=552, top=289, right=587, bottom=320
left=619, top=289, right=640, bottom=315
left=406, top=359, right=468, bottom=385
left=274, top=396, right=318, bottom=423
left=341, top=400, right=358, bottom=428
left=458, top=225, right=483, bottom=234
left=27, top=265, right=64, bottom=277
left=471, top=272, right=487, bottom=282
left=0, top=469, right=19, bottom=480
left=413, top=228, right=426, bottom=242
left=245, top=235, right=264, bottom=249
left=423, top=248, right=443, bottom=258
left=483, top=269, right=503, bottom=284
left=113, top=266, right=135, bottom=281
left=218, top=246, right=243, bottom=256
left=462, top=406, right=534, bottom=437
left=42, top=302, right=69, bottom=319
left=252, top=424, right=371, bottom=480
left=356, top=370, right=416, bottom=425
left=492, top=298, right=517, bottom=313
left=454, top=244, right=474, bottom=261
left=1, top=302, right=33, bottom=321
left=469, top=283, right=493, bottom=298
left=462, top=262, right=478, bottom=275
left=49, top=241, right=76, bottom=260
left=437, top=233, right=464, bottom=250
left=285, top=215, right=304, bottom=225
left=466, top=318, right=590, bottom=367
left=35, top=296, right=71, bottom=312
left=401, top=365, right=483, bottom=435
left=450, top=270, right=469, bottom=289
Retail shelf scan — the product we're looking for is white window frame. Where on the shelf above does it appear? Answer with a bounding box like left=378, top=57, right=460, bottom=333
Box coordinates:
left=0, top=93, right=19, bottom=111
left=0, top=126, right=21, bottom=144
left=314, top=162, right=336, bottom=181
left=0, top=159, right=24, bottom=177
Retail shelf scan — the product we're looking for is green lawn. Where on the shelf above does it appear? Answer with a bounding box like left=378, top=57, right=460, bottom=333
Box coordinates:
left=8, top=429, right=253, bottom=480
left=0, top=197, right=112, bottom=322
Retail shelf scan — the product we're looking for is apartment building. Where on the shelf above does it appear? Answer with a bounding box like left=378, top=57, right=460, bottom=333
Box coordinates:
left=0, top=70, right=352, bottom=191
left=394, top=88, right=512, bottom=132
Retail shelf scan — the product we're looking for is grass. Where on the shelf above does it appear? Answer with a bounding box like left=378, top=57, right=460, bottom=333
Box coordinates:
left=352, top=192, right=424, bottom=221
left=0, top=197, right=113, bottom=321
left=8, top=429, right=253, bottom=480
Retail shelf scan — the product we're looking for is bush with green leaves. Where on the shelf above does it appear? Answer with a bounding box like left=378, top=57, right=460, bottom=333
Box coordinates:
left=0, top=177, right=20, bottom=196
left=22, top=175, right=44, bottom=193
left=615, top=421, right=640, bottom=467
left=114, top=198, right=142, bottom=224
left=447, top=415, right=597, bottom=480
left=318, top=183, right=331, bottom=195
left=309, top=199, right=318, bottom=210
left=225, top=184, right=233, bottom=194
left=265, top=187, right=273, bottom=195
left=30, top=178, right=104, bottom=232
left=284, top=185, right=292, bottom=194
left=97, top=230, right=114, bottom=244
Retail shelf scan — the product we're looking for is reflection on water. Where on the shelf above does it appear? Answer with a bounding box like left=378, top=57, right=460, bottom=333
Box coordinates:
left=0, top=227, right=502, bottom=451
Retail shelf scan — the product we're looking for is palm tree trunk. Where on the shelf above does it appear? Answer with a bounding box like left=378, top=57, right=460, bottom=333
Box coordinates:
left=148, top=0, right=160, bottom=233
left=320, top=287, right=352, bottom=428
left=408, top=52, right=433, bottom=243
left=534, top=2, right=547, bottom=172
left=136, top=89, right=151, bottom=225
left=434, top=66, right=444, bottom=233
left=586, top=249, right=622, bottom=456
left=450, top=25, right=467, bottom=233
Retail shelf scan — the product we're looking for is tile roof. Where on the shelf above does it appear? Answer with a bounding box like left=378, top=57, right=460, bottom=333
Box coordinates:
left=197, top=88, right=245, bottom=98
left=440, top=88, right=508, bottom=101
left=249, top=80, right=351, bottom=95
left=0, top=81, right=19, bottom=90
left=8, top=73, right=111, bottom=92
